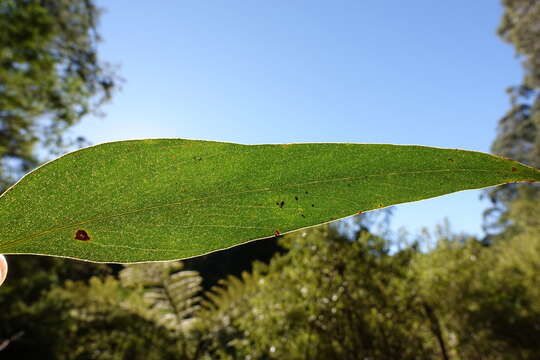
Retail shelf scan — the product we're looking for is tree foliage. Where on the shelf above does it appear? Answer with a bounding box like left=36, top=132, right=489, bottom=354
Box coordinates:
left=0, top=1, right=119, bottom=355
left=196, top=224, right=540, bottom=359
left=219, top=226, right=433, bottom=360
left=493, top=0, right=540, bottom=167
left=0, top=0, right=117, bottom=191
left=488, top=0, right=540, bottom=232
left=3, top=219, right=540, bottom=358
left=0, top=261, right=204, bottom=359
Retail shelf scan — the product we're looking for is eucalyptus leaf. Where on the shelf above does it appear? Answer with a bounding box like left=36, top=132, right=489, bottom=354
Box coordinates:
left=0, top=139, right=538, bottom=263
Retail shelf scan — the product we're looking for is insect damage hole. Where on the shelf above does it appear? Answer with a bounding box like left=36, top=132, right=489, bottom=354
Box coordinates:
left=75, top=229, right=91, bottom=241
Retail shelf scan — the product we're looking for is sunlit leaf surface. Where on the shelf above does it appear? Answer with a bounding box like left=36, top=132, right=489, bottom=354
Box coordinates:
left=0, top=139, right=538, bottom=262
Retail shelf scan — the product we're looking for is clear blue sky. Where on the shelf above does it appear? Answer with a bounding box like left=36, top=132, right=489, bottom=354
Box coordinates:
left=76, top=0, right=523, bottom=238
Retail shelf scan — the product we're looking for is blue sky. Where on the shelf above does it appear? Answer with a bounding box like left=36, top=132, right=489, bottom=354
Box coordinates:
left=76, top=1, right=523, bottom=238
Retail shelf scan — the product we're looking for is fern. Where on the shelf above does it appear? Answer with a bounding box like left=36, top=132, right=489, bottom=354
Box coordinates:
left=119, top=261, right=202, bottom=333
left=191, top=266, right=268, bottom=357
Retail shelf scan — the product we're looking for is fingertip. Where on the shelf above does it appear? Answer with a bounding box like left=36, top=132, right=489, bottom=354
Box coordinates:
left=0, top=255, right=7, bottom=287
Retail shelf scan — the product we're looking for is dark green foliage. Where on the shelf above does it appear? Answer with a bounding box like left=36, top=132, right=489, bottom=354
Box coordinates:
left=493, top=0, right=540, bottom=167
left=217, top=226, right=435, bottom=360
left=26, top=276, right=181, bottom=360
left=0, top=0, right=117, bottom=191
left=0, top=256, right=111, bottom=358
left=195, top=270, right=269, bottom=359
left=196, top=223, right=540, bottom=359
left=183, top=236, right=282, bottom=290
left=412, top=227, right=540, bottom=359
left=0, top=262, right=204, bottom=359
left=0, top=1, right=120, bottom=353
left=2, top=220, right=540, bottom=358
left=119, top=261, right=203, bottom=334
left=488, top=0, right=540, bottom=232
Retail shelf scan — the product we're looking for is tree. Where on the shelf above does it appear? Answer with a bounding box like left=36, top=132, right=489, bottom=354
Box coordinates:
left=0, top=0, right=118, bottom=354
left=413, top=223, right=540, bottom=359
left=487, top=0, right=540, bottom=233
left=0, top=257, right=112, bottom=358
left=493, top=0, right=540, bottom=168
left=0, top=262, right=204, bottom=359
left=193, top=221, right=540, bottom=359
left=199, top=225, right=439, bottom=360
left=0, top=0, right=118, bottom=191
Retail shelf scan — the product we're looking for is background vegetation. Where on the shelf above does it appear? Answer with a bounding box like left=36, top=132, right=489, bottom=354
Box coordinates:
left=1, top=0, right=540, bottom=358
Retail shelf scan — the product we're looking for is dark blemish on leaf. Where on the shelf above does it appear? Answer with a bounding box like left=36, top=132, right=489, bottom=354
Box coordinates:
left=193, top=156, right=202, bottom=161
left=75, top=229, right=90, bottom=241
left=279, top=201, right=285, bottom=208
left=311, top=204, right=315, bottom=207
left=511, top=167, right=517, bottom=172
left=448, top=158, right=454, bottom=162
left=305, top=191, right=308, bottom=194
left=357, top=211, right=363, bottom=215
left=526, top=180, right=536, bottom=183
left=294, top=196, right=299, bottom=201
left=301, top=214, right=305, bottom=218
left=274, top=230, right=281, bottom=237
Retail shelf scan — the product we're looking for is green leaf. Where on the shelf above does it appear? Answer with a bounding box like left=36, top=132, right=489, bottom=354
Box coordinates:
left=0, top=139, right=539, bottom=263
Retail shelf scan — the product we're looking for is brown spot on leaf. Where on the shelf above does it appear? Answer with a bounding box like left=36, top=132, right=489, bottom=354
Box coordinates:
left=357, top=211, right=363, bottom=215
left=274, top=229, right=281, bottom=237
left=526, top=180, right=536, bottom=183
left=294, top=196, right=299, bottom=201
left=75, top=229, right=90, bottom=241
left=511, top=167, right=517, bottom=172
